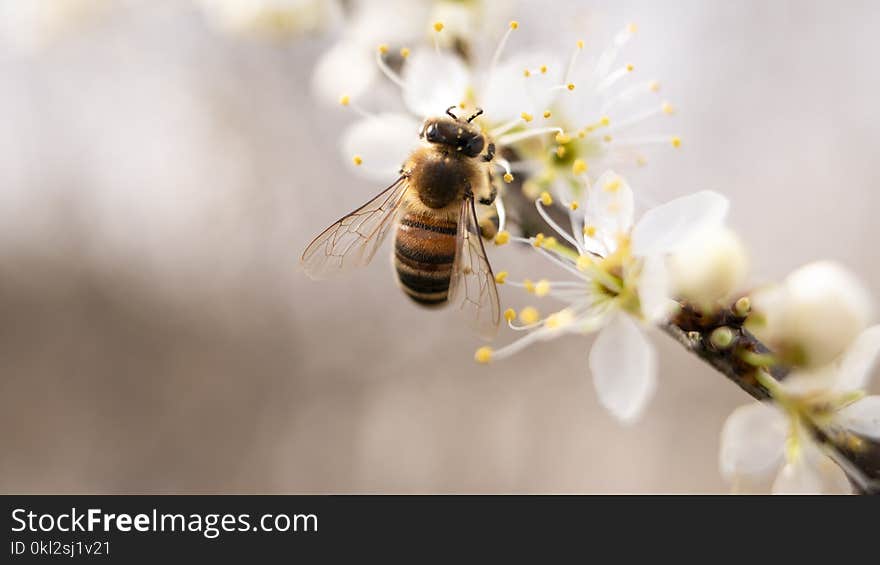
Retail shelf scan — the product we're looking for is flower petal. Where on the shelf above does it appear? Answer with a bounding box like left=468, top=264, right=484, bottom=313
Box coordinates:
left=772, top=444, right=851, bottom=494
left=311, top=39, right=377, bottom=104
left=583, top=170, right=634, bottom=245
left=837, top=395, right=880, bottom=439
left=834, top=325, right=880, bottom=392
left=631, top=191, right=729, bottom=257
left=479, top=50, right=563, bottom=123
left=402, top=49, right=470, bottom=118
left=588, top=313, right=657, bottom=424
left=719, top=402, right=786, bottom=481
left=636, top=254, right=673, bottom=323
left=340, top=113, right=420, bottom=181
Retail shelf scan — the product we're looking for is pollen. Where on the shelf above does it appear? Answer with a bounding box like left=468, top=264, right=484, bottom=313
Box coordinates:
left=523, top=69, right=531, bottom=77
left=671, top=136, right=682, bottom=148
left=339, top=94, right=350, bottom=106
left=400, top=47, right=410, bottom=58
left=494, top=231, right=510, bottom=245
left=583, top=225, right=597, bottom=238
left=433, top=21, right=445, bottom=32
left=576, top=253, right=593, bottom=271
left=572, top=159, right=588, bottom=175
left=604, top=177, right=621, bottom=192
left=600, top=116, right=610, bottom=126
left=540, top=65, right=548, bottom=74
left=576, top=39, right=584, bottom=49
left=377, top=43, right=389, bottom=55
left=649, top=80, right=661, bottom=92
left=532, top=233, right=545, bottom=248
left=495, top=271, right=509, bottom=284
left=504, top=308, right=516, bottom=322
left=519, top=306, right=540, bottom=324
left=520, top=112, right=533, bottom=123
left=534, top=279, right=551, bottom=297
left=544, top=236, right=558, bottom=247
left=352, top=155, right=363, bottom=166
left=503, top=172, right=514, bottom=183
left=566, top=82, right=576, bottom=91
left=555, top=132, right=571, bottom=144
left=474, top=346, right=493, bottom=363
left=509, top=20, right=519, bottom=29
left=543, top=110, right=552, bottom=119
left=539, top=191, right=553, bottom=206
left=555, top=146, right=566, bottom=158
left=626, top=63, right=634, bottom=72
left=569, top=201, right=579, bottom=211
left=662, top=101, right=675, bottom=115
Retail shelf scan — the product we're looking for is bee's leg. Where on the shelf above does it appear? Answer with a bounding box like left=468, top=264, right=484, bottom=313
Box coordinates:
left=482, top=142, right=495, bottom=163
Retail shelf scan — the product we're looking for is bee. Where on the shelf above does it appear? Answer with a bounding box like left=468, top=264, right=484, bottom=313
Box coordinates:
left=301, top=106, right=501, bottom=337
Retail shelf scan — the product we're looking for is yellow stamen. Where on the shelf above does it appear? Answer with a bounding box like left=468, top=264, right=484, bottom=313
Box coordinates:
left=539, top=191, right=553, bottom=206
left=352, top=155, right=363, bottom=166
left=555, top=146, right=566, bottom=158
left=509, top=20, right=519, bottom=30
left=572, top=159, right=588, bottom=175
left=543, top=110, right=552, bottom=119
left=504, top=308, right=516, bottom=322
left=523, top=279, right=536, bottom=293
left=600, top=116, right=610, bottom=126
left=583, top=225, right=597, bottom=238
left=534, top=279, right=551, bottom=297
left=627, top=22, right=638, bottom=34
left=523, top=69, right=531, bottom=77
left=671, top=136, right=682, bottom=148
left=377, top=43, right=389, bottom=55
left=532, top=233, right=545, bottom=248
left=495, top=271, right=509, bottom=284
left=339, top=94, right=350, bottom=106
left=603, top=135, right=613, bottom=143
left=544, top=236, right=557, bottom=247
left=566, top=82, right=575, bottom=91
left=662, top=101, right=675, bottom=115
left=576, top=254, right=593, bottom=271
left=554, top=132, right=571, bottom=144
left=520, top=112, right=533, bottom=123
left=540, top=65, right=548, bottom=74
left=503, top=172, right=514, bottom=183
left=433, top=21, right=444, bottom=32
left=400, top=47, right=410, bottom=58
left=519, top=306, right=540, bottom=324
left=626, top=63, right=634, bottom=72
left=576, top=39, right=584, bottom=49
left=649, top=80, right=661, bottom=92
left=545, top=309, right=574, bottom=329
left=569, top=201, right=579, bottom=211
left=494, top=231, right=510, bottom=246
left=604, top=177, right=621, bottom=192
left=474, top=346, right=493, bottom=363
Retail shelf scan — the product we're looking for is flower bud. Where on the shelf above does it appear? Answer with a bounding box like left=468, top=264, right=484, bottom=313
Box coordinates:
left=753, top=261, right=873, bottom=368
left=668, top=227, right=748, bottom=306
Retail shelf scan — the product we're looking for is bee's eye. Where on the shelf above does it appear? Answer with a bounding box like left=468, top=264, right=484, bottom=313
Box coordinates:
left=462, top=134, right=485, bottom=157
left=423, top=123, right=440, bottom=142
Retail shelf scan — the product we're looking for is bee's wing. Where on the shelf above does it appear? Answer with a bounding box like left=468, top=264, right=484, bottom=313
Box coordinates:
left=300, top=176, right=409, bottom=279
left=447, top=194, right=502, bottom=340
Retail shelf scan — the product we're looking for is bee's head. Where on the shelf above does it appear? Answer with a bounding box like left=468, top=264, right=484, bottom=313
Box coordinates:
left=420, top=107, right=486, bottom=158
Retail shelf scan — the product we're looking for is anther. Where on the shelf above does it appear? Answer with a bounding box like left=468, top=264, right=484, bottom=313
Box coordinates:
left=555, top=132, right=571, bottom=144
left=377, top=44, right=389, bottom=55
left=503, top=173, right=514, bottom=183
left=400, top=47, right=410, bottom=58
left=671, top=136, right=682, bottom=148
left=626, top=63, right=634, bottom=72
left=352, top=155, right=363, bottom=166
left=494, top=231, right=510, bottom=245
left=543, top=110, right=552, bottom=119
left=662, top=101, right=675, bottom=115
left=572, top=159, right=588, bottom=175
left=534, top=280, right=551, bottom=297
left=474, top=346, right=493, bottom=363
left=433, top=21, right=444, bottom=32
left=540, top=65, right=548, bottom=74
left=520, top=112, right=533, bottom=123
left=496, top=271, right=510, bottom=284
left=339, top=94, right=350, bottom=106
left=504, top=308, right=516, bottom=322
left=539, top=191, right=553, bottom=206
left=566, top=82, right=575, bottom=91
left=532, top=234, right=545, bottom=248
left=519, top=306, right=540, bottom=324
left=509, top=20, right=519, bottom=29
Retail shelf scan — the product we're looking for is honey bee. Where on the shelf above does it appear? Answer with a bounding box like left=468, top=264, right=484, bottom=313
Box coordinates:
left=301, top=106, right=501, bottom=337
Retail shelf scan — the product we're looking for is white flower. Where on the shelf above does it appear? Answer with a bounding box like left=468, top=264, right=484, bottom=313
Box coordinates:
left=197, top=0, right=343, bottom=39
left=478, top=172, right=729, bottom=424
left=751, top=261, right=873, bottom=369
left=720, top=325, right=880, bottom=494
left=667, top=226, right=749, bottom=307
left=333, top=19, right=679, bottom=194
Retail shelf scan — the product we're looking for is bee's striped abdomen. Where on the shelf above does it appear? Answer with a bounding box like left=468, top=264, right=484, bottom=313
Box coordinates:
left=394, top=212, right=457, bottom=307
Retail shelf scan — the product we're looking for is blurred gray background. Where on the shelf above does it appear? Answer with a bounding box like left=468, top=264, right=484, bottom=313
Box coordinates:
left=1, top=0, right=878, bottom=493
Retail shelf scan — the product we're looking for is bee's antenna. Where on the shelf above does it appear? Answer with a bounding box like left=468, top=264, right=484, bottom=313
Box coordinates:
left=466, top=108, right=484, bottom=123
left=446, top=106, right=459, bottom=120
